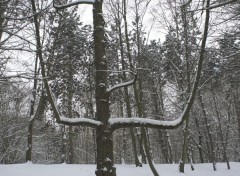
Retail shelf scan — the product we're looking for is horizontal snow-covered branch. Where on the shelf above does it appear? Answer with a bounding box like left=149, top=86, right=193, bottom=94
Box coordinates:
left=60, top=116, right=102, bottom=127
left=109, top=100, right=189, bottom=130
left=53, top=0, right=94, bottom=9
left=106, top=72, right=137, bottom=93
left=109, top=117, right=182, bottom=130
left=49, top=90, right=102, bottom=128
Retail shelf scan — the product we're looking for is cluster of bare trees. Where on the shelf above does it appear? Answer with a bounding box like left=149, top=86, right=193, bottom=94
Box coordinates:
left=1, top=0, right=240, bottom=176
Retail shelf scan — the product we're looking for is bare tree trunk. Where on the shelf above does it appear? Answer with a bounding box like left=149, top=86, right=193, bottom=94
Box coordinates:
left=26, top=53, right=39, bottom=162
left=122, top=0, right=146, bottom=166
left=134, top=65, right=159, bottom=176
left=61, top=126, right=67, bottom=163
left=199, top=91, right=216, bottom=171
left=233, top=89, right=240, bottom=158
left=193, top=114, right=204, bottom=163
left=179, top=1, right=193, bottom=172
left=67, top=69, right=74, bottom=164
left=93, top=1, right=116, bottom=175
left=115, top=5, right=141, bottom=166
left=212, top=92, right=230, bottom=169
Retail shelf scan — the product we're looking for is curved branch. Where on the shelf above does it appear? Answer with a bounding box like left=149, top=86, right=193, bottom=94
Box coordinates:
left=53, top=0, right=94, bottom=9
left=106, top=72, right=137, bottom=93
left=110, top=0, right=211, bottom=131
left=31, top=0, right=101, bottom=128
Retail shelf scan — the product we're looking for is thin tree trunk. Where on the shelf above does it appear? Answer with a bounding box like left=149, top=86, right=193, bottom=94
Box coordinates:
left=26, top=46, right=40, bottom=162
left=61, top=126, right=67, bottom=163
left=122, top=0, right=146, bottom=166
left=193, top=114, right=204, bottom=163
left=233, top=89, right=240, bottom=155
left=67, top=69, right=74, bottom=164
left=199, top=91, right=216, bottom=171
left=179, top=1, right=193, bottom=172
left=212, top=92, right=230, bottom=169
left=115, top=6, right=141, bottom=166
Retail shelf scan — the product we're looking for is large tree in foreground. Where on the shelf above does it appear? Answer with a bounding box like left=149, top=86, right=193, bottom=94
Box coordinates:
left=30, top=0, right=212, bottom=175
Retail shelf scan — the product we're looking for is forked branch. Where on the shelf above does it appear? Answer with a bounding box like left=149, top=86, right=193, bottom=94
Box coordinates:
left=110, top=0, right=211, bottom=131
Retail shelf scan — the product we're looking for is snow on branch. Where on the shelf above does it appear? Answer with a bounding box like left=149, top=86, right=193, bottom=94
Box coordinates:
left=109, top=0, right=211, bottom=131
left=110, top=96, right=191, bottom=130
left=106, top=71, right=137, bottom=93
left=31, top=0, right=101, bottom=128
left=47, top=89, right=102, bottom=128
left=109, top=117, right=183, bottom=130
left=53, top=0, right=94, bottom=9
left=60, top=116, right=102, bottom=127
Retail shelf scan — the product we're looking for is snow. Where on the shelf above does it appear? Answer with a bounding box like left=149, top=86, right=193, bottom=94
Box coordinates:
left=60, top=116, right=102, bottom=126
left=0, top=163, right=239, bottom=176
left=109, top=117, right=182, bottom=127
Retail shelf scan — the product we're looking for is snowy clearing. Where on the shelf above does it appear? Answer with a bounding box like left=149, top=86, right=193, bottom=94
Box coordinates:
left=0, top=162, right=240, bottom=176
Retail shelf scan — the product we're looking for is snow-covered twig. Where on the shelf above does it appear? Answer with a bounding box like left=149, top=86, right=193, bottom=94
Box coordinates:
left=106, top=72, right=137, bottom=93
left=53, top=0, right=94, bottom=9
left=60, top=116, right=102, bottom=127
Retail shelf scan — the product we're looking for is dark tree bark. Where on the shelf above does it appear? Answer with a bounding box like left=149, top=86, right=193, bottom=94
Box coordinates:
left=26, top=53, right=39, bottom=162
left=93, top=1, right=116, bottom=175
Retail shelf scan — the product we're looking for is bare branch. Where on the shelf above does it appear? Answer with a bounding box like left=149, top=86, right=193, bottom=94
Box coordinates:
left=53, top=0, right=94, bottom=9
left=1, top=73, right=39, bottom=80
left=106, top=72, right=137, bottom=93
left=5, top=2, right=52, bottom=21
left=1, top=47, right=35, bottom=52
left=209, top=0, right=238, bottom=10
left=189, top=0, right=239, bottom=12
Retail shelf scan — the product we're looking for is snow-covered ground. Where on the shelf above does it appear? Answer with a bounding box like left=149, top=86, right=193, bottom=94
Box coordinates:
left=0, top=162, right=240, bottom=176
